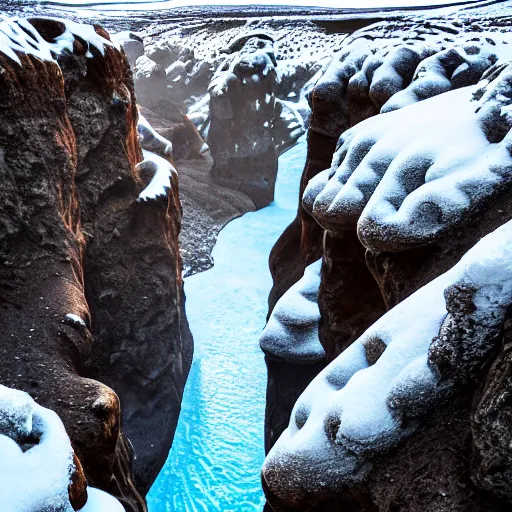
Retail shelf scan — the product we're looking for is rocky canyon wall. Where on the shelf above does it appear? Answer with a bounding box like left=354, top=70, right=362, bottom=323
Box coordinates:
left=0, top=15, right=191, bottom=511
left=263, top=8, right=512, bottom=511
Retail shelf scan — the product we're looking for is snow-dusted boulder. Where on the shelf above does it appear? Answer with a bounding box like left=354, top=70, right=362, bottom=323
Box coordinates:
left=304, top=65, right=512, bottom=252
left=261, top=259, right=324, bottom=364
left=0, top=386, right=81, bottom=511
left=132, top=38, right=215, bottom=114
left=134, top=55, right=169, bottom=111
left=138, top=113, right=173, bottom=161
left=138, top=105, right=204, bottom=161
left=263, top=220, right=512, bottom=509
left=0, top=385, right=125, bottom=512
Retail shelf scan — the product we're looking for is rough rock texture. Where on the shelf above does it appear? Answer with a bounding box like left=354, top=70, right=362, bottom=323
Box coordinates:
left=0, top=16, right=191, bottom=510
left=269, top=20, right=502, bottom=314
left=176, top=152, right=256, bottom=276
left=263, top=10, right=512, bottom=512
left=260, top=260, right=326, bottom=452
left=207, top=33, right=280, bottom=208
left=113, top=31, right=145, bottom=69
left=129, top=19, right=339, bottom=211
left=132, top=38, right=215, bottom=112
left=125, top=30, right=261, bottom=276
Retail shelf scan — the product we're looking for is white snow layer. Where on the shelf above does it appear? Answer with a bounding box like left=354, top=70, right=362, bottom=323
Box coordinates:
left=0, top=15, right=116, bottom=66
left=137, top=149, right=176, bottom=202
left=37, top=0, right=484, bottom=11
left=303, top=67, right=512, bottom=252
left=260, top=259, right=324, bottom=363
left=0, top=386, right=75, bottom=512
left=263, top=219, right=512, bottom=498
left=0, top=386, right=126, bottom=511
left=79, top=488, right=126, bottom=512
left=137, top=113, right=173, bottom=160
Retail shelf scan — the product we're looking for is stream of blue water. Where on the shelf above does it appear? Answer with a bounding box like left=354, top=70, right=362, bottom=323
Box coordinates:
left=146, top=137, right=306, bottom=512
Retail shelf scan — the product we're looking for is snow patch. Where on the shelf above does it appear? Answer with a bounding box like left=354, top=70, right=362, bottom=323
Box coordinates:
left=65, top=313, right=86, bottom=328
left=0, top=15, right=115, bottom=66
left=0, top=386, right=75, bottom=512
left=261, top=259, right=324, bottom=363
left=79, top=488, right=125, bottom=512
left=137, top=149, right=176, bottom=202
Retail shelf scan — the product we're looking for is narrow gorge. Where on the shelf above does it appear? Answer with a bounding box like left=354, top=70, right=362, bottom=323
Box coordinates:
left=2, top=1, right=512, bottom=512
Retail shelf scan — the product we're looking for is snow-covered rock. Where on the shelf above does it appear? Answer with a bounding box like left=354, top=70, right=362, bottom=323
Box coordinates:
left=304, top=65, right=512, bottom=252
left=0, top=14, right=117, bottom=65
left=261, top=259, right=324, bottom=364
left=137, top=149, right=177, bottom=202
left=0, top=386, right=126, bottom=512
left=207, top=32, right=280, bottom=208
left=263, top=219, right=512, bottom=507
left=0, top=386, right=77, bottom=511
left=138, top=113, right=173, bottom=161
left=265, top=12, right=512, bottom=512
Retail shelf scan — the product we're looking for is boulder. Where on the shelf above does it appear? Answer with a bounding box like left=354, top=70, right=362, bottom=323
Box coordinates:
left=138, top=105, right=204, bottom=161
left=113, top=31, right=144, bottom=68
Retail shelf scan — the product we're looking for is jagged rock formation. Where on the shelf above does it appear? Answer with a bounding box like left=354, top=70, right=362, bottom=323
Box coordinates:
left=207, top=33, right=280, bottom=208
left=268, top=18, right=504, bottom=313
left=125, top=20, right=336, bottom=210
left=0, top=15, right=191, bottom=510
left=131, top=37, right=215, bottom=113
left=263, top=12, right=512, bottom=512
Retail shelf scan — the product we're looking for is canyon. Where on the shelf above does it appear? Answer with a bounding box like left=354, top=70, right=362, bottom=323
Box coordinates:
left=2, top=1, right=512, bottom=512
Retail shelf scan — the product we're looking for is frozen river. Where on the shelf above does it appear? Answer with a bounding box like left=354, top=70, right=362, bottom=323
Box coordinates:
left=147, top=138, right=306, bottom=511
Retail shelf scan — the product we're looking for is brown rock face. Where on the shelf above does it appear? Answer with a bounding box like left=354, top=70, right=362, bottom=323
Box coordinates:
left=0, top=16, right=191, bottom=509
left=471, top=319, right=512, bottom=503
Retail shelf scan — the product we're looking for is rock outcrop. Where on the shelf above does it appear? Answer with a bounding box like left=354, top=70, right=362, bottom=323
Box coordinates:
left=263, top=12, right=512, bottom=511
left=0, top=385, right=88, bottom=511
left=207, top=33, right=280, bottom=208
left=0, top=15, right=191, bottom=510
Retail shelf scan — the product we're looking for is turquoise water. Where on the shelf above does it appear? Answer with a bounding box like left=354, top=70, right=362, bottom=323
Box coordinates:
left=146, top=138, right=306, bottom=512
